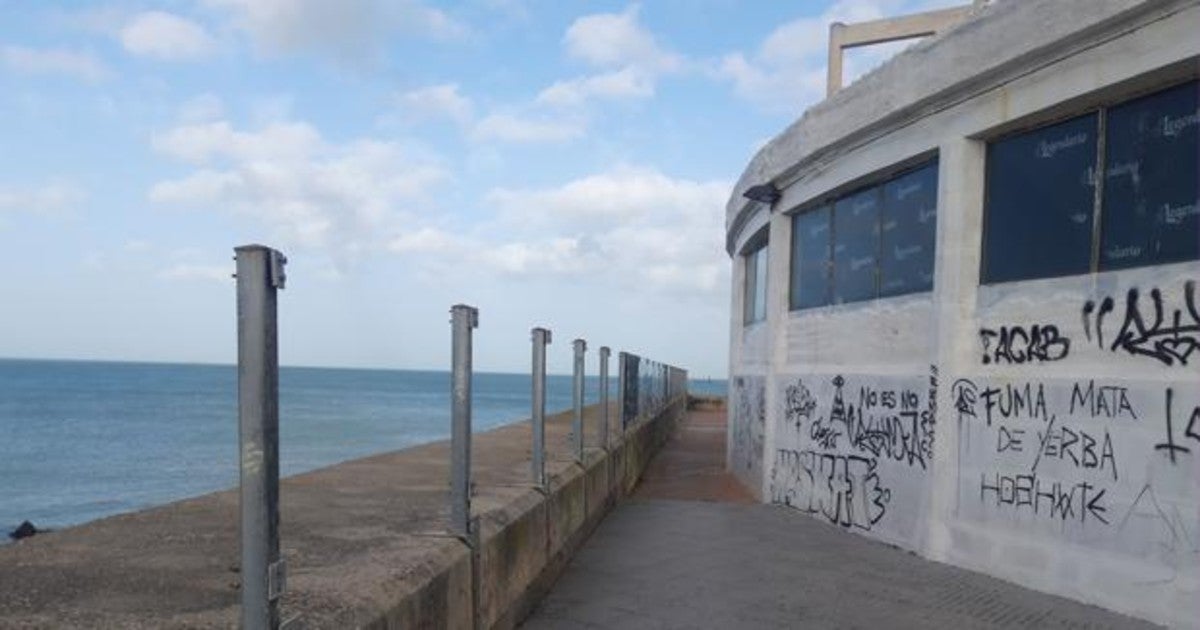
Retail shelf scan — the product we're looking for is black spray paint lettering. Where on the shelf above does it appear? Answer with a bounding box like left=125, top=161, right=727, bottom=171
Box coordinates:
left=811, top=375, right=935, bottom=469
left=1032, top=423, right=1119, bottom=481
left=1083, top=281, right=1200, bottom=366
left=1068, top=380, right=1138, bottom=420
left=924, top=365, right=938, bottom=456
left=979, top=382, right=1049, bottom=426
left=732, top=376, right=766, bottom=473
left=783, top=380, right=817, bottom=430
left=979, top=472, right=1108, bottom=525
left=996, top=426, right=1025, bottom=453
left=951, top=378, right=979, bottom=424
left=770, top=449, right=890, bottom=530
left=773, top=370, right=937, bottom=530
left=1154, top=387, right=1200, bottom=464
left=979, top=324, right=1071, bottom=364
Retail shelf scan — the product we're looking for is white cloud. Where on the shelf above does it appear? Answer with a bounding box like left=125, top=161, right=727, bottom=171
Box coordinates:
left=203, top=0, right=467, bottom=64
left=536, top=67, right=654, bottom=106
left=1, top=45, right=110, bottom=82
left=564, top=5, right=679, bottom=72
left=397, top=83, right=474, bottom=126
left=541, top=5, right=681, bottom=109
left=479, top=237, right=596, bottom=275
left=149, top=119, right=447, bottom=260
left=471, top=113, right=585, bottom=144
left=391, top=85, right=583, bottom=144
left=0, top=181, right=86, bottom=216
left=391, top=166, right=730, bottom=295
left=120, top=11, right=217, bottom=60
left=487, top=167, right=722, bottom=227
left=717, top=0, right=964, bottom=113
left=388, top=226, right=464, bottom=255
left=151, top=120, right=323, bottom=164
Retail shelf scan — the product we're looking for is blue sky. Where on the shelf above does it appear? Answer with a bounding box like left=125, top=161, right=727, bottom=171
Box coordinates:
left=0, top=0, right=955, bottom=377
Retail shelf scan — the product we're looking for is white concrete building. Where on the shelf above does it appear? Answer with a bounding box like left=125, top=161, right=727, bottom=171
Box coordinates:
left=724, top=1, right=1199, bottom=626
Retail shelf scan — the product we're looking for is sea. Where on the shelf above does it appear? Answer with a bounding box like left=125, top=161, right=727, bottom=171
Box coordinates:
left=0, top=358, right=726, bottom=535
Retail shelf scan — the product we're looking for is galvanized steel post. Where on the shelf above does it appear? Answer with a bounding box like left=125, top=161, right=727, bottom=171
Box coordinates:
left=449, top=304, right=478, bottom=540
left=531, top=327, right=551, bottom=489
left=571, top=338, right=587, bottom=463
left=235, top=244, right=287, bottom=630
left=598, top=346, right=610, bottom=450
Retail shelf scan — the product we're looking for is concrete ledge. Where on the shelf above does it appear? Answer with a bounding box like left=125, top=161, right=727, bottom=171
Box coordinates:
left=468, top=401, right=685, bottom=630
left=582, top=449, right=611, bottom=525
left=477, top=486, right=547, bottom=630
left=366, top=540, right=473, bottom=630
left=0, top=397, right=686, bottom=629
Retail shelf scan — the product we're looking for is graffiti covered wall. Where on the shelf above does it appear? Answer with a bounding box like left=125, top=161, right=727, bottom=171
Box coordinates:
left=953, top=376, right=1199, bottom=566
left=770, top=369, right=937, bottom=548
left=956, top=275, right=1200, bottom=595
left=730, top=375, right=766, bottom=497
left=722, top=4, right=1200, bottom=623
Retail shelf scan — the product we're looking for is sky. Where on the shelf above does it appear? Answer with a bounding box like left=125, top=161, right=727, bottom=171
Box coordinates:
left=0, top=0, right=961, bottom=377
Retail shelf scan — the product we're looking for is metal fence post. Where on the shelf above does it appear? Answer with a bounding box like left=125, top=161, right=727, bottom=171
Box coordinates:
left=531, top=327, right=551, bottom=489
left=598, top=346, right=610, bottom=450
left=572, top=339, right=587, bottom=464
left=450, top=304, right=478, bottom=540
left=235, top=244, right=287, bottom=630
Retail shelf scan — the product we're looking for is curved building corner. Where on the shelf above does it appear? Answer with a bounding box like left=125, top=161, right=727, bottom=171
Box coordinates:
left=724, top=0, right=1200, bottom=627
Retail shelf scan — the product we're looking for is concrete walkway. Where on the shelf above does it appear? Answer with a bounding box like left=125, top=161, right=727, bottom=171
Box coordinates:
left=521, top=406, right=1157, bottom=630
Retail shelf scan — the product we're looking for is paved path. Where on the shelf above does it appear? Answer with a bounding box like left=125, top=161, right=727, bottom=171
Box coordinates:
left=522, top=406, right=1156, bottom=630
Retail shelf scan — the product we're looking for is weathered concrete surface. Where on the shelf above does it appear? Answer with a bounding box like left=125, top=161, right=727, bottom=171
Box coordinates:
left=523, top=408, right=1157, bottom=630
left=524, top=500, right=1159, bottom=630
left=635, top=403, right=754, bottom=504
left=0, top=398, right=680, bottom=629
left=724, top=1, right=1200, bottom=625
left=725, top=0, right=1198, bottom=243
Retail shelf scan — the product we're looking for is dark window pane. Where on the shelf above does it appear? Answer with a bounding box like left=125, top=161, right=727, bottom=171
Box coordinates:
left=743, top=243, right=767, bottom=324
left=833, top=187, right=880, bottom=303
left=983, top=113, right=1097, bottom=283
left=754, top=246, right=768, bottom=320
left=743, top=246, right=758, bottom=323
left=880, top=161, right=938, bottom=297
left=790, top=206, right=832, bottom=310
left=1101, top=80, right=1199, bottom=270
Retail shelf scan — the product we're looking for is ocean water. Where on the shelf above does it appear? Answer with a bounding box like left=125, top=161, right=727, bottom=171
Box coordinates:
left=0, top=359, right=724, bottom=534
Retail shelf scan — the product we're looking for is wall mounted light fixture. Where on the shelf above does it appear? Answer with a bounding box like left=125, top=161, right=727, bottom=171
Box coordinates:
left=743, top=183, right=781, bottom=206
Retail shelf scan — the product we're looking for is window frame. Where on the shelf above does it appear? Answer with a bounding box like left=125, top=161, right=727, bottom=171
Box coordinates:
left=788, top=157, right=939, bottom=312
left=789, top=204, right=833, bottom=311
left=979, top=77, right=1199, bottom=285
left=742, top=235, right=769, bottom=326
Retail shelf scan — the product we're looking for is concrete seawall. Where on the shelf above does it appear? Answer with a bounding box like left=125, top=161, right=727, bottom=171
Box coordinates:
left=0, top=396, right=686, bottom=628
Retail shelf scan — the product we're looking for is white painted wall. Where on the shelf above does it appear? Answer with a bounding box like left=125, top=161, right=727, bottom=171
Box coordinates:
left=728, top=216, right=772, bottom=499
left=724, top=1, right=1200, bottom=626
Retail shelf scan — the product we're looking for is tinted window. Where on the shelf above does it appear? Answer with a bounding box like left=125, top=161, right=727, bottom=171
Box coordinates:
left=754, top=246, right=768, bottom=320
left=743, top=243, right=768, bottom=324
left=743, top=246, right=757, bottom=323
left=880, top=162, right=938, bottom=297
left=983, top=113, right=1097, bottom=283
left=833, top=187, right=880, bottom=303
left=790, top=206, right=832, bottom=309
left=1101, top=81, right=1199, bottom=270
